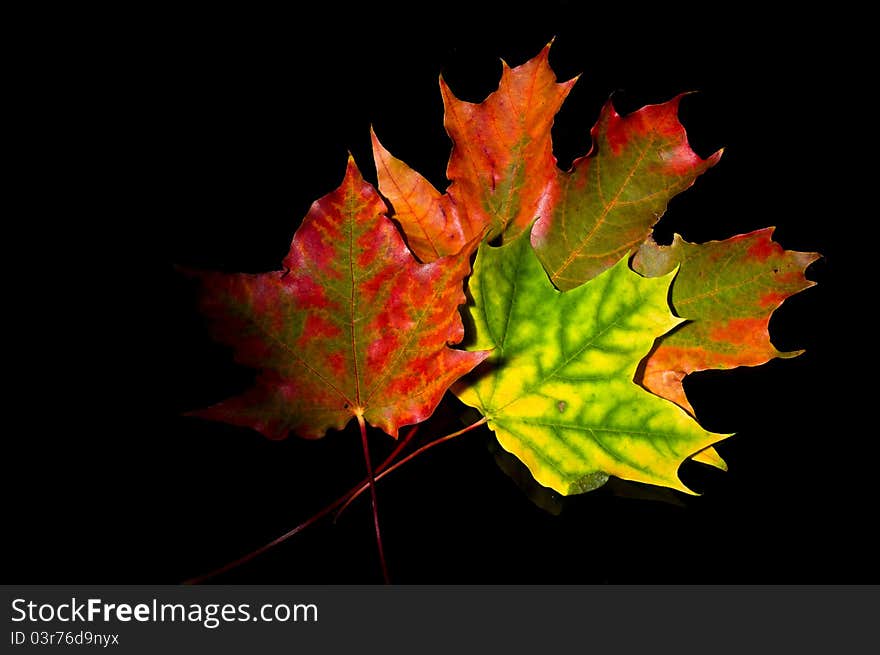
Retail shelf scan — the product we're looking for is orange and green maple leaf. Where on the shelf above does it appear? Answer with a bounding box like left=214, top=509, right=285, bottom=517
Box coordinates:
left=633, top=228, right=820, bottom=414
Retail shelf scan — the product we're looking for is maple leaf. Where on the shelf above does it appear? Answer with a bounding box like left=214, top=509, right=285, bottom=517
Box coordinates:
left=453, top=230, right=728, bottom=495
left=187, top=157, right=488, bottom=440
left=632, top=228, right=820, bottom=414
left=372, top=43, right=719, bottom=276
left=531, top=94, right=720, bottom=290
left=371, top=44, right=574, bottom=261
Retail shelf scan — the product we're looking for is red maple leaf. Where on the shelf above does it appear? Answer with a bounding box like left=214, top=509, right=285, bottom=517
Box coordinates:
left=187, top=157, right=487, bottom=440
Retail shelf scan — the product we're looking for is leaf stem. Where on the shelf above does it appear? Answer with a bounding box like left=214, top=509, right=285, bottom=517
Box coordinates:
left=358, top=412, right=390, bottom=584
left=335, top=416, right=488, bottom=520
left=184, top=424, right=419, bottom=585
left=184, top=415, right=489, bottom=584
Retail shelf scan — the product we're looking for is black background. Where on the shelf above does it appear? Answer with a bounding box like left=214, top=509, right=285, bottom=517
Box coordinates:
left=10, top=3, right=863, bottom=584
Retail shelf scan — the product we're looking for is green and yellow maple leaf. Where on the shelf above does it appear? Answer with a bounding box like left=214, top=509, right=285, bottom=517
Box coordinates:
left=454, top=230, right=728, bottom=495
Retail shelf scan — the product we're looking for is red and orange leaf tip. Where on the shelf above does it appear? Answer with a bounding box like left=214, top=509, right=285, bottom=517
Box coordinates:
left=372, top=42, right=576, bottom=262
left=533, top=94, right=723, bottom=290
left=371, top=128, right=463, bottom=263
left=187, top=156, right=488, bottom=440
left=633, top=228, right=820, bottom=414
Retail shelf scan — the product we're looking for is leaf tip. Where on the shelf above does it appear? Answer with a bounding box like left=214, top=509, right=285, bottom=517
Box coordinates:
left=369, top=126, right=387, bottom=157
left=342, top=151, right=366, bottom=186
left=603, top=92, right=621, bottom=112
left=776, top=348, right=806, bottom=360
left=677, top=484, right=701, bottom=497
left=707, top=147, right=724, bottom=167
left=563, top=71, right=583, bottom=88
left=474, top=348, right=493, bottom=365
left=692, top=446, right=729, bottom=471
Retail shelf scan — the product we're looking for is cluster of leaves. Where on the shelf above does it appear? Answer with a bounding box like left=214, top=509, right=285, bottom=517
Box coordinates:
left=186, top=45, right=818, bottom=574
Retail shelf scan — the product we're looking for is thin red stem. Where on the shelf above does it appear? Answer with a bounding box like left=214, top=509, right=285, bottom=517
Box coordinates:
left=335, top=416, right=488, bottom=520
left=185, top=425, right=418, bottom=585
left=358, top=413, right=389, bottom=584
left=182, top=416, right=493, bottom=585
left=184, top=492, right=340, bottom=585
